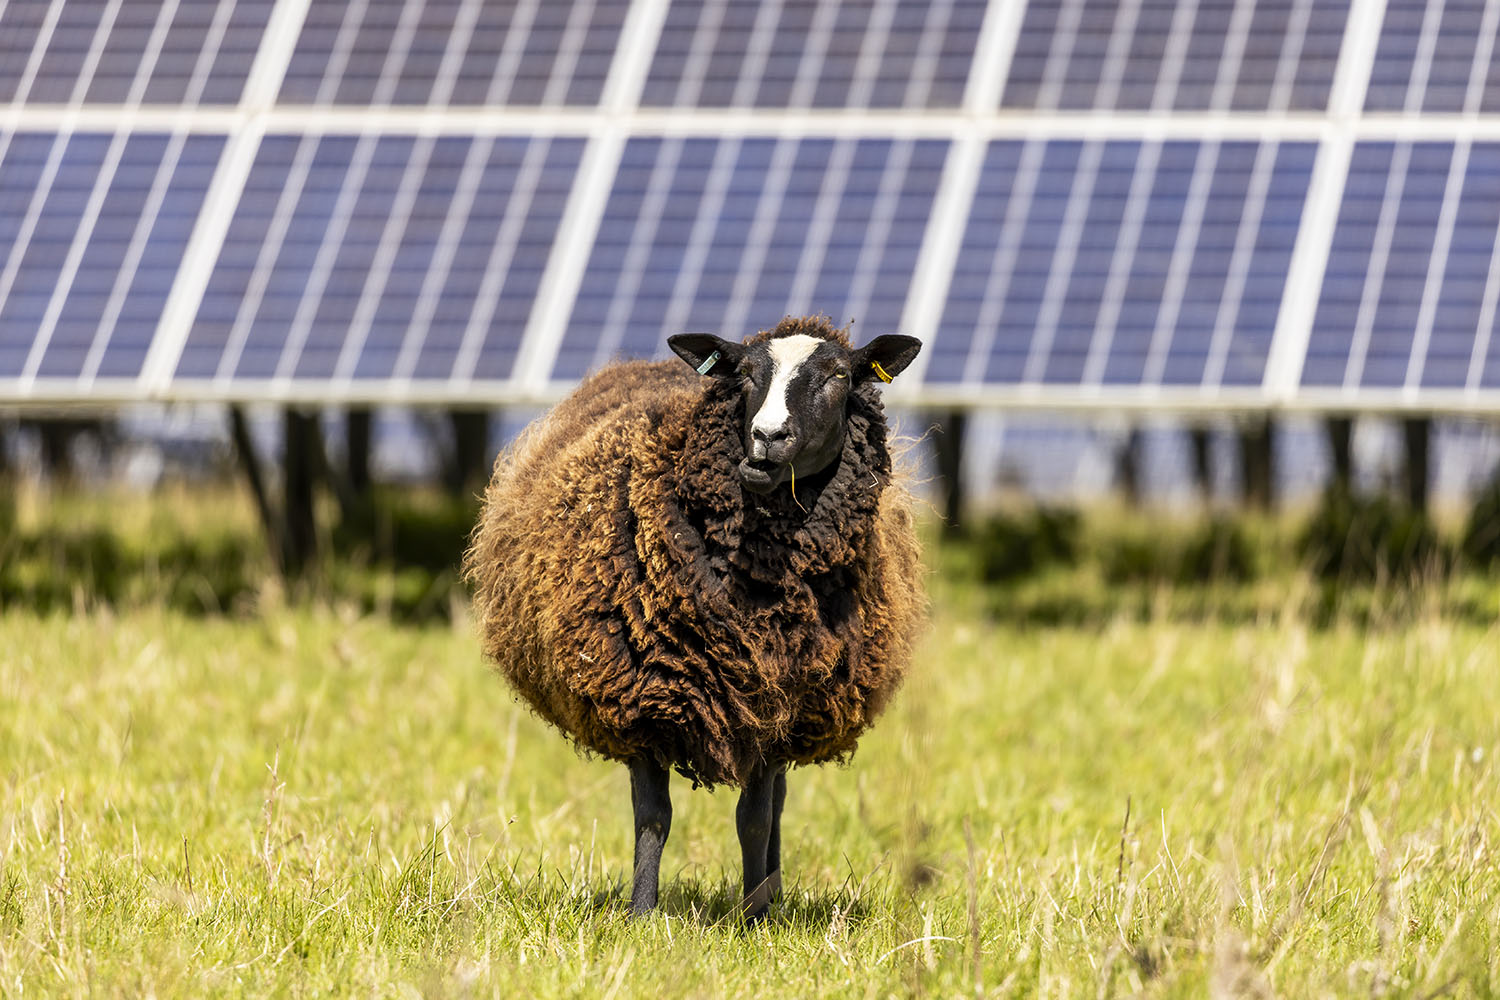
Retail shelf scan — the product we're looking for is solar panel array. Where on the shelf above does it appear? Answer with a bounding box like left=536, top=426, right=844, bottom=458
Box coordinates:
left=1, top=0, right=1498, bottom=413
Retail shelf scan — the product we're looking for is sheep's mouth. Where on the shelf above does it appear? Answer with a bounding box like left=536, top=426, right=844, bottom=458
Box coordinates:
left=738, top=457, right=783, bottom=493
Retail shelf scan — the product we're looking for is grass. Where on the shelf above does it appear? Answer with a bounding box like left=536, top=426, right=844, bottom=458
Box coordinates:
left=1, top=490, right=1499, bottom=996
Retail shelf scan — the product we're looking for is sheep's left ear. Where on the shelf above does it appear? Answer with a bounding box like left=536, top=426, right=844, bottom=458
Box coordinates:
left=668, top=333, right=745, bottom=377
left=852, top=335, right=922, bottom=383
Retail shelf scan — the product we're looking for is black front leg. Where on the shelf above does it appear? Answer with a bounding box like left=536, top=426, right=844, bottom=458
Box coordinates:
left=766, top=769, right=787, bottom=894
left=736, top=765, right=781, bottom=922
left=629, top=758, right=672, bottom=916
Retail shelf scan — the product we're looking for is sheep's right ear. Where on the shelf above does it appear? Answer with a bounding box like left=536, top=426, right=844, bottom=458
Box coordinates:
left=668, top=334, right=745, bottom=378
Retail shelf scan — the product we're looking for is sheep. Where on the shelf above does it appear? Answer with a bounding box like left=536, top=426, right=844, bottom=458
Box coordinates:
left=464, top=315, right=926, bottom=920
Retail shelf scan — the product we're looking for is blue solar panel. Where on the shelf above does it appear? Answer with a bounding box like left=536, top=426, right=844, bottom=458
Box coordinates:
left=0, top=0, right=1496, bottom=412
left=929, top=138, right=1315, bottom=389
left=1307, top=141, right=1500, bottom=391
left=1305, top=142, right=1442, bottom=388
left=177, top=133, right=583, bottom=385
left=641, top=0, right=986, bottom=108
left=0, top=131, right=223, bottom=382
left=0, top=0, right=274, bottom=105
left=1423, top=147, right=1500, bottom=388
left=279, top=0, right=630, bottom=106
left=1003, top=0, right=1348, bottom=111
left=1366, top=0, right=1500, bottom=112
left=554, top=135, right=948, bottom=380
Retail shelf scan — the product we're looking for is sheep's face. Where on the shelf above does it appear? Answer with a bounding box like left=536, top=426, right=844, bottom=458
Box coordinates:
left=669, top=331, right=921, bottom=495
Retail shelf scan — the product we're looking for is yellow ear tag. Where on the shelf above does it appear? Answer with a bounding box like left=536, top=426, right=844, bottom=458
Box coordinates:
left=871, top=360, right=894, bottom=383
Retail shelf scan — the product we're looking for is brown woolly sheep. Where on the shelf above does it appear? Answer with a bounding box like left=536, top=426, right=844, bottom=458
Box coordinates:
left=465, top=316, right=926, bottom=920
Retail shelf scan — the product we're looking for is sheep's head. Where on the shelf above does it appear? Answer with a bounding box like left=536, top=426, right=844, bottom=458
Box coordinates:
left=669, top=324, right=921, bottom=495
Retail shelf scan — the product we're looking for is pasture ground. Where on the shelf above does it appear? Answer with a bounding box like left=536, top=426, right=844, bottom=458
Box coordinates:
left=1, top=489, right=1498, bottom=997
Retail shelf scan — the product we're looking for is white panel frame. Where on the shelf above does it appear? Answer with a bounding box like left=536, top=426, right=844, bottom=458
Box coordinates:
left=8, top=106, right=1500, bottom=142
left=1262, top=0, right=1392, bottom=403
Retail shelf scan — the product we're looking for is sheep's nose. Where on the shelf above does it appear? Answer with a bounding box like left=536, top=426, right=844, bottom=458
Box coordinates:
left=751, top=425, right=792, bottom=462
left=753, top=425, right=789, bottom=445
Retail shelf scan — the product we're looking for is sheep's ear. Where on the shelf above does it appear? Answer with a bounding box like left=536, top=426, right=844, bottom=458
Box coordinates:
left=852, top=335, right=922, bottom=383
left=668, top=334, right=745, bottom=378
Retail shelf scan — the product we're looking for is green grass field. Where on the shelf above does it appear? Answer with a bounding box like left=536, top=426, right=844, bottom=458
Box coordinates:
left=2, top=490, right=1499, bottom=997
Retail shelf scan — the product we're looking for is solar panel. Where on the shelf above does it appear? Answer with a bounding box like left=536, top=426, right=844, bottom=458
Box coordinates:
left=1366, top=0, right=1500, bottom=112
left=926, top=138, right=1315, bottom=393
left=0, top=0, right=275, bottom=105
left=0, top=131, right=223, bottom=390
left=1305, top=141, right=1500, bottom=392
left=641, top=0, right=988, bottom=108
left=175, top=134, right=583, bottom=392
left=1002, top=0, right=1349, bottom=112
left=551, top=135, right=948, bottom=381
left=278, top=0, right=631, bottom=106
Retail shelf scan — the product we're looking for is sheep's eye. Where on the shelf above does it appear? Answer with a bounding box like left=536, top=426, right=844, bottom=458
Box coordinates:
left=832, top=370, right=848, bottom=381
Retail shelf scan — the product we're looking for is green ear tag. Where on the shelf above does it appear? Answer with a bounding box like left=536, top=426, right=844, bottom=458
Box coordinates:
left=696, top=350, right=722, bottom=375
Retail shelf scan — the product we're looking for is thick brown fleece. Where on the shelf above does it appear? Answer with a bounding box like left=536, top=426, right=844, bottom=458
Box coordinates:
left=465, top=317, right=925, bottom=788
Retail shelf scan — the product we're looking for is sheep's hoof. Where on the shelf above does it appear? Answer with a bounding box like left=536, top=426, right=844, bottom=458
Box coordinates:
left=739, top=870, right=782, bottom=924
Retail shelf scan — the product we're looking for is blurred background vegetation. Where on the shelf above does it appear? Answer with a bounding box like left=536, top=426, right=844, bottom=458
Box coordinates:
left=6, top=407, right=1500, bottom=629
left=0, top=482, right=476, bottom=622
left=7, top=460, right=1500, bottom=629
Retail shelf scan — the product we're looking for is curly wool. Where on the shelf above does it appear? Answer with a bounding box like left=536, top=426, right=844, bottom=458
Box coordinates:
left=465, top=317, right=925, bottom=788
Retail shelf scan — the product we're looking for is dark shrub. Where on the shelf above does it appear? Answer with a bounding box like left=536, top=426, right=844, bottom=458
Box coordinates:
left=970, top=507, right=1082, bottom=582
left=1297, top=488, right=1444, bottom=581
left=1101, top=518, right=1258, bottom=584
left=1461, top=472, right=1500, bottom=569
left=1178, top=518, right=1259, bottom=582
left=332, top=489, right=477, bottom=572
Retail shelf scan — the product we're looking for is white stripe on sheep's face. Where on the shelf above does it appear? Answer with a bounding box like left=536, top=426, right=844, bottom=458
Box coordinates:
left=669, top=328, right=922, bottom=495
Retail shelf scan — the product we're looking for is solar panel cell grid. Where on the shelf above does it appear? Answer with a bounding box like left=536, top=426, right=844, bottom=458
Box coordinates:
left=1175, top=2, right=1240, bottom=110
left=1306, top=142, right=1455, bottom=389
left=1003, top=0, right=1348, bottom=111
left=42, top=134, right=224, bottom=380
left=0, top=133, right=112, bottom=376
left=285, top=137, right=415, bottom=381
left=1230, top=0, right=1329, bottom=112
left=555, top=135, right=947, bottom=381
left=178, top=133, right=582, bottom=387
left=0, top=0, right=272, bottom=106
left=641, top=0, right=986, bottom=108
left=0, top=3, right=50, bottom=101
left=1422, top=2, right=1486, bottom=112
left=1367, top=2, right=1427, bottom=110
left=1366, top=0, right=1500, bottom=112
left=413, top=139, right=580, bottom=382
left=24, top=1, right=111, bottom=104
left=1037, top=142, right=1139, bottom=385
left=1289, top=0, right=1347, bottom=112
left=1422, top=147, right=1500, bottom=387
left=0, top=131, right=221, bottom=383
left=1159, top=145, right=1256, bottom=385
left=1225, top=143, right=1312, bottom=385
left=1361, top=149, right=1451, bottom=388
left=932, top=138, right=1314, bottom=391
left=1307, top=141, right=1500, bottom=393
left=280, top=0, right=628, bottom=106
